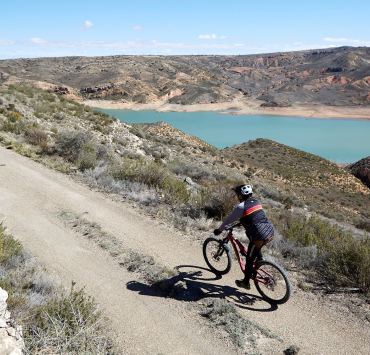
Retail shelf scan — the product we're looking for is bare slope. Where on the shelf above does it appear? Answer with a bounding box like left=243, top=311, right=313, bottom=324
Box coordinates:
left=0, top=46, right=369, bottom=107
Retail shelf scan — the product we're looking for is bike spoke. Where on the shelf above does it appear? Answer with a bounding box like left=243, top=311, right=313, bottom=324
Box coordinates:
left=205, top=240, right=230, bottom=273
left=255, top=263, right=289, bottom=302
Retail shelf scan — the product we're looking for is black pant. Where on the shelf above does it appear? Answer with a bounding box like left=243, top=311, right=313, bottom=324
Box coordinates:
left=243, top=239, right=266, bottom=281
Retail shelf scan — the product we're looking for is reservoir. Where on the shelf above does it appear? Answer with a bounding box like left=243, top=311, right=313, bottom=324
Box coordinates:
left=99, top=109, right=370, bottom=163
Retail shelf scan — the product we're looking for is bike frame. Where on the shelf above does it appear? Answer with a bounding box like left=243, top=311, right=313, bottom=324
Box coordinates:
left=223, top=230, right=247, bottom=272
left=222, top=229, right=273, bottom=286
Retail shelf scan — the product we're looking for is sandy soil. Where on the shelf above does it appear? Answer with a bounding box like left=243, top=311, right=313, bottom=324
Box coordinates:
left=0, top=146, right=370, bottom=354
left=85, top=98, right=370, bottom=120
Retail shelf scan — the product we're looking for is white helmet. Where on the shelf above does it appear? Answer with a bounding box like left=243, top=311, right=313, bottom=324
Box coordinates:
left=233, top=184, right=253, bottom=196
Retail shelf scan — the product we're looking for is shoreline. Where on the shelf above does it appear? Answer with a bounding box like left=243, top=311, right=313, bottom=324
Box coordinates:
left=84, top=99, right=370, bottom=120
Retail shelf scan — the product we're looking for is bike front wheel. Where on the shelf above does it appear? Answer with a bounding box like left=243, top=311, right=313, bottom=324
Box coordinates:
left=254, top=260, right=291, bottom=304
left=203, top=237, right=232, bottom=275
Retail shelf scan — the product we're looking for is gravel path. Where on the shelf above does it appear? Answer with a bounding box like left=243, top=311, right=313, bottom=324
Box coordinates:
left=0, top=146, right=369, bottom=355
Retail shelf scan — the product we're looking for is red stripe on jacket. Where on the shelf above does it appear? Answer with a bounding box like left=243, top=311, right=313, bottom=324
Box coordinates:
left=243, top=204, right=263, bottom=217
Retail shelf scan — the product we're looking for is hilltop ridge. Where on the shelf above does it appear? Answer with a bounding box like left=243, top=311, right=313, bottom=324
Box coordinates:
left=0, top=47, right=369, bottom=112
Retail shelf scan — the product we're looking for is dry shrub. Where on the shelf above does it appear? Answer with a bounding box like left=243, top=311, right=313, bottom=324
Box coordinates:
left=203, top=185, right=238, bottom=220
left=24, top=286, right=115, bottom=354
left=201, top=299, right=275, bottom=347
left=55, top=130, right=91, bottom=162
left=110, top=158, right=189, bottom=204
left=0, top=224, right=116, bottom=354
left=0, top=223, right=22, bottom=263
left=24, top=126, right=48, bottom=150
left=77, top=143, right=98, bottom=171
left=119, top=251, right=176, bottom=284
left=274, top=212, right=370, bottom=293
left=1, top=111, right=25, bottom=134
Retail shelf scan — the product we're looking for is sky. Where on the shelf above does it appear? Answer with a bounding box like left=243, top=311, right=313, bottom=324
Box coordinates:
left=0, top=0, right=369, bottom=59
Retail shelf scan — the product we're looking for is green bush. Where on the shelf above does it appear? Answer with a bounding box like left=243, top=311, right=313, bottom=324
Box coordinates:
left=161, top=175, right=190, bottom=204
left=1, top=110, right=25, bottom=134
left=110, top=158, right=163, bottom=186
left=6, top=111, right=23, bottom=122
left=77, top=143, right=98, bottom=171
left=0, top=224, right=22, bottom=263
left=9, top=84, right=35, bottom=98
left=276, top=213, right=370, bottom=293
left=55, top=130, right=91, bottom=162
left=110, top=158, right=190, bottom=204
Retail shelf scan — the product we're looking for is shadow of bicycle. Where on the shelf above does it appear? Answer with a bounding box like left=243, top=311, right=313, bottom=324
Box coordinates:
left=126, top=264, right=278, bottom=312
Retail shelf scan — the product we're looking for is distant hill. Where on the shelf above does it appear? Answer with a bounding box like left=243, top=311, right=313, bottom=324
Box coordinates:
left=0, top=46, right=369, bottom=107
left=221, top=138, right=369, bottom=225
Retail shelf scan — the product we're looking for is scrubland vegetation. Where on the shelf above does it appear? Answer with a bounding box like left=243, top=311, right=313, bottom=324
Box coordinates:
left=1, top=84, right=369, bottom=352
left=0, top=224, right=115, bottom=354
left=0, top=84, right=369, bottom=300
left=270, top=211, right=370, bottom=294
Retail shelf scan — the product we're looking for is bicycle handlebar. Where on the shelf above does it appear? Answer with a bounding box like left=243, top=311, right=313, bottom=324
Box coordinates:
left=225, top=222, right=242, bottom=231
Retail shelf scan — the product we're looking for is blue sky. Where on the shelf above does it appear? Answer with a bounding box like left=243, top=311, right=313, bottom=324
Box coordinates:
left=1, top=0, right=369, bottom=58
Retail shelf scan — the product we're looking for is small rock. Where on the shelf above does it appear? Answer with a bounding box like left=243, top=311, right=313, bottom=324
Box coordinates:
left=284, top=345, right=300, bottom=355
left=15, top=326, right=23, bottom=340
left=0, top=289, right=8, bottom=304
left=0, top=319, right=7, bottom=328
left=184, top=176, right=195, bottom=186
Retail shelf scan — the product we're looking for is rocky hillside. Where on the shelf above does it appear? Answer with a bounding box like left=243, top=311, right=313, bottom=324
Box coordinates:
left=139, top=123, right=370, bottom=230
left=0, top=84, right=369, bottom=300
left=221, top=139, right=369, bottom=226
left=347, top=156, right=370, bottom=188
left=0, top=84, right=368, bottom=233
left=0, top=46, right=369, bottom=107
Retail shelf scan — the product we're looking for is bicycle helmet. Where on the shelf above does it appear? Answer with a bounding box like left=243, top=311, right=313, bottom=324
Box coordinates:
left=232, top=184, right=253, bottom=197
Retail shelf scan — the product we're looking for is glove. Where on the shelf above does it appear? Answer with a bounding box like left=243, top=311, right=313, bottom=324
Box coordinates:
left=213, top=228, right=222, bottom=236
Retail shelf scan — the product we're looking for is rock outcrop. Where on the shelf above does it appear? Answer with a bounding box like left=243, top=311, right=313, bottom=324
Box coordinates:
left=347, top=156, right=370, bottom=188
left=0, top=288, right=24, bottom=355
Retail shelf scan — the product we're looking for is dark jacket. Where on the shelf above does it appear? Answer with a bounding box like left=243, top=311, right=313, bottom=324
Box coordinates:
left=218, top=197, right=274, bottom=241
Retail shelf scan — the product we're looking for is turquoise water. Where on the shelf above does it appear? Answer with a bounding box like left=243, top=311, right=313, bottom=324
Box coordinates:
left=100, top=109, right=370, bottom=163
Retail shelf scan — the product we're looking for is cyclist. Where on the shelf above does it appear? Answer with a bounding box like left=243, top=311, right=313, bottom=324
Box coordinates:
left=214, top=184, right=274, bottom=290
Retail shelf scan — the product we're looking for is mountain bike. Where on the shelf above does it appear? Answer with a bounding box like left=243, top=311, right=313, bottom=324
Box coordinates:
left=203, top=225, right=291, bottom=304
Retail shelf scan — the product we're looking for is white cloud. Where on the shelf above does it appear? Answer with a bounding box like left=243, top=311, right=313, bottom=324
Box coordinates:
left=13, top=38, right=254, bottom=57
left=0, top=39, right=15, bottom=45
left=84, top=20, right=93, bottom=29
left=198, top=33, right=227, bottom=40
left=323, top=36, right=370, bottom=46
left=323, top=37, right=349, bottom=43
left=13, top=36, right=370, bottom=59
left=30, top=37, right=48, bottom=45
left=132, top=25, right=143, bottom=31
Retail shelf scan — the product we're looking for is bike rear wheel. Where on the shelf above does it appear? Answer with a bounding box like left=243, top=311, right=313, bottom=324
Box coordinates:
left=254, top=260, right=291, bottom=304
left=203, top=237, right=232, bottom=275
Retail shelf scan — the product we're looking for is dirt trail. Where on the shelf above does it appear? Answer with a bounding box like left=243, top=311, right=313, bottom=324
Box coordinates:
left=0, top=146, right=369, bottom=354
